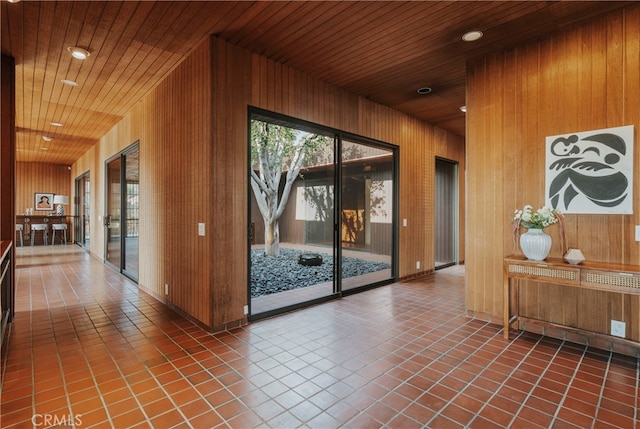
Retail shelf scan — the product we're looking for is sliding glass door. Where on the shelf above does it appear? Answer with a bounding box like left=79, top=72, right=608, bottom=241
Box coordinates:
left=249, top=109, right=398, bottom=319
left=249, top=116, right=337, bottom=317
left=75, top=171, right=90, bottom=249
left=105, top=157, right=122, bottom=268
left=105, top=143, right=139, bottom=281
left=341, top=140, right=395, bottom=291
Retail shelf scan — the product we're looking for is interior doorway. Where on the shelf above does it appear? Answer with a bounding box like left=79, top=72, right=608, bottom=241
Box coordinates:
left=435, top=158, right=458, bottom=269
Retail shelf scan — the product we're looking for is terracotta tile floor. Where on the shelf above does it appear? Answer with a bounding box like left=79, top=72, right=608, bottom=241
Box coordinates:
left=1, top=249, right=639, bottom=428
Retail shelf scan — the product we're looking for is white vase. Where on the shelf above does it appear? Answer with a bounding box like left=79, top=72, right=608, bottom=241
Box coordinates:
left=520, top=228, right=552, bottom=261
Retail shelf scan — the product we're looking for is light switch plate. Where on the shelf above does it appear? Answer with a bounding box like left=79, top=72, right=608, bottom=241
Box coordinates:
left=198, top=223, right=205, bottom=236
left=635, top=225, right=640, bottom=241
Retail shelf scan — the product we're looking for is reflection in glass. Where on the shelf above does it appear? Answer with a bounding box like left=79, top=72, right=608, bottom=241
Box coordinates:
left=341, top=140, right=394, bottom=291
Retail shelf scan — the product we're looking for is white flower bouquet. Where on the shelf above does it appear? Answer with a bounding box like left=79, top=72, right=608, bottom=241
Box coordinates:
left=512, top=204, right=566, bottom=254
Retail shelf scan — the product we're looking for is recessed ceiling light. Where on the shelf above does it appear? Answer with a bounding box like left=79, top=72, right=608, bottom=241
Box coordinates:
left=462, top=30, right=484, bottom=42
left=61, top=79, right=79, bottom=87
left=50, top=122, right=63, bottom=127
left=42, top=136, right=53, bottom=142
left=7, top=0, right=21, bottom=3
left=417, top=87, right=432, bottom=95
left=459, top=105, right=467, bottom=113
left=40, top=147, right=49, bottom=151
left=67, top=46, right=90, bottom=60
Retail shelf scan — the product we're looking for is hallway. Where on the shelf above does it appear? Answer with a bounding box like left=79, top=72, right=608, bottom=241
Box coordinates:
left=1, top=248, right=638, bottom=428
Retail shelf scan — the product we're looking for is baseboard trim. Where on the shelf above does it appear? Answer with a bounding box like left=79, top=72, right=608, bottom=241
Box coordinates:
left=468, top=310, right=640, bottom=358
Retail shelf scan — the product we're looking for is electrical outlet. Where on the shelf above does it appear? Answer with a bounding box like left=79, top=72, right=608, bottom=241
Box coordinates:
left=416, top=261, right=421, bottom=269
left=611, top=320, right=626, bottom=338
left=243, top=305, right=248, bottom=315
left=165, top=283, right=169, bottom=296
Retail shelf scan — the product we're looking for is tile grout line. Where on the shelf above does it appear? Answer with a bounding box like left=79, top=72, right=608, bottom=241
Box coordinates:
left=94, top=277, right=193, bottom=428
left=392, top=319, right=503, bottom=427
left=464, top=331, right=548, bottom=428
left=272, top=290, right=470, bottom=426
left=52, top=263, right=86, bottom=429
left=635, top=357, right=639, bottom=424
left=29, top=269, right=37, bottom=428
left=113, top=285, right=238, bottom=428
left=589, top=351, right=612, bottom=429
left=442, top=329, right=549, bottom=428
left=354, top=317, right=501, bottom=427
left=345, top=291, right=474, bottom=426
left=76, top=265, right=157, bottom=428
left=50, top=262, right=156, bottom=428
left=504, top=338, right=583, bottom=428
left=224, top=288, right=467, bottom=427
left=545, top=343, right=590, bottom=428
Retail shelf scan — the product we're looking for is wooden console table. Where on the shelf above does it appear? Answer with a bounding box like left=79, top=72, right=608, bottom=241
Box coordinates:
left=503, top=255, right=640, bottom=340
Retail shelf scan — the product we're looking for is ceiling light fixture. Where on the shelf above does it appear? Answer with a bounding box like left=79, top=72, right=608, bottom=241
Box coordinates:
left=42, top=136, right=53, bottom=142
left=462, top=30, right=483, bottom=42
left=417, top=87, right=432, bottom=95
left=459, top=105, right=467, bottom=113
left=7, top=0, right=21, bottom=3
left=40, top=147, right=49, bottom=151
left=61, top=79, right=79, bottom=87
left=50, top=122, right=63, bottom=127
left=67, top=46, right=90, bottom=60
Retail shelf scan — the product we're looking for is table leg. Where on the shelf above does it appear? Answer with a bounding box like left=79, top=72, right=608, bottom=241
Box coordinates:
left=503, top=275, right=510, bottom=339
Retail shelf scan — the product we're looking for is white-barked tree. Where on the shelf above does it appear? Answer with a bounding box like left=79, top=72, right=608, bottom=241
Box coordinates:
left=250, top=120, right=328, bottom=256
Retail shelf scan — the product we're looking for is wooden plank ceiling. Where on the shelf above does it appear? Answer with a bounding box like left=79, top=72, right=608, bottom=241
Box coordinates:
left=1, top=1, right=633, bottom=165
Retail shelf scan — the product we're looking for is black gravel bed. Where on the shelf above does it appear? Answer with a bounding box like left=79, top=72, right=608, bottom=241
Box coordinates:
left=251, top=248, right=390, bottom=297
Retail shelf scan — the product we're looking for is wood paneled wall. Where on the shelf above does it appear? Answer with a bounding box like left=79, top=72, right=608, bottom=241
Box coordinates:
left=466, top=5, right=640, bottom=345
left=245, top=42, right=465, bottom=278
left=16, top=163, right=71, bottom=215
left=73, top=40, right=214, bottom=326
left=73, top=35, right=465, bottom=330
left=1, top=55, right=16, bottom=244
left=213, top=36, right=464, bottom=323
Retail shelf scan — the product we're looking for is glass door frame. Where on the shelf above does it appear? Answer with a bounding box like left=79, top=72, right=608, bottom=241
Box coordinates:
left=248, top=112, right=340, bottom=321
left=339, top=135, right=399, bottom=296
left=104, top=154, right=122, bottom=272
left=74, top=170, right=90, bottom=249
left=104, top=142, right=139, bottom=283
left=247, top=107, right=399, bottom=321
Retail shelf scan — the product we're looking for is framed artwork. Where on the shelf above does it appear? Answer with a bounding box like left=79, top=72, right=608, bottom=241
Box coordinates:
left=545, top=125, right=634, bottom=214
left=34, top=193, right=54, bottom=211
